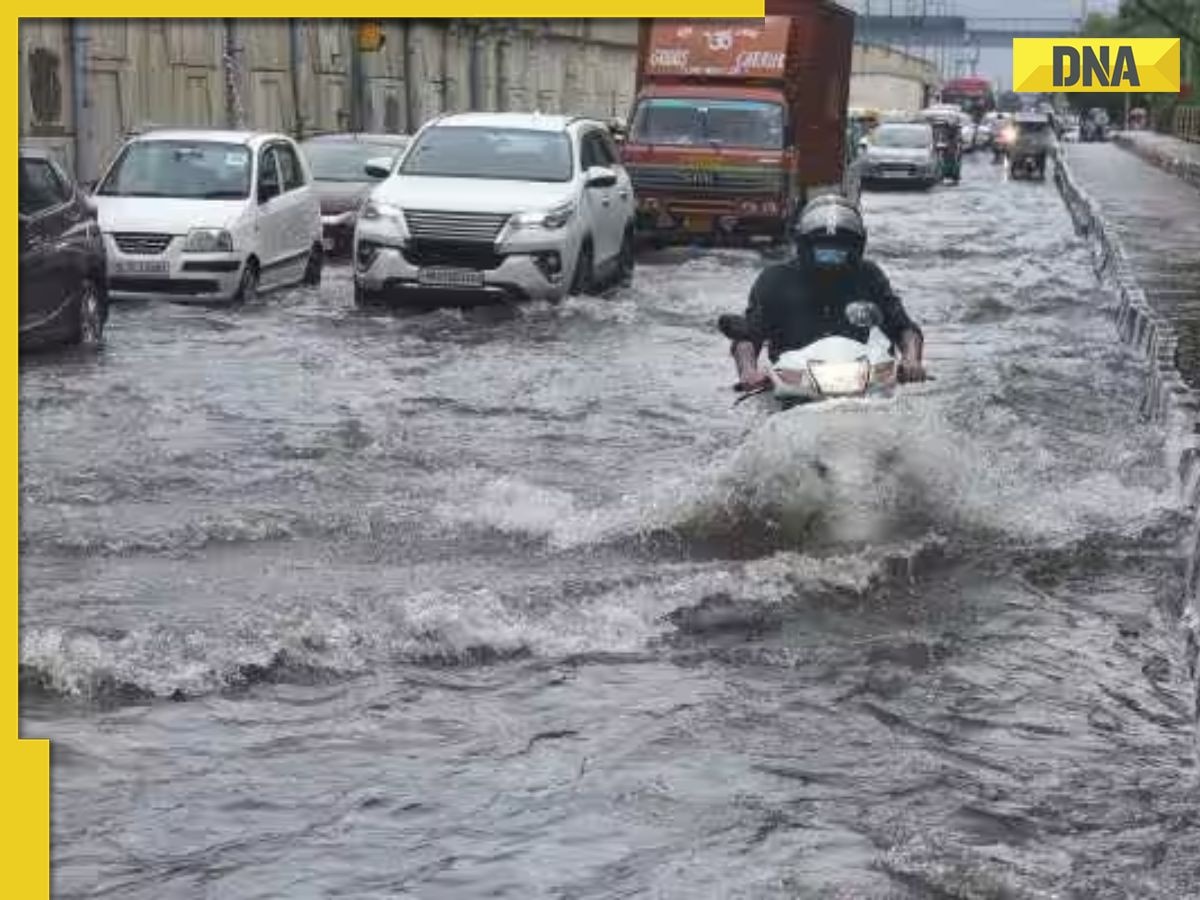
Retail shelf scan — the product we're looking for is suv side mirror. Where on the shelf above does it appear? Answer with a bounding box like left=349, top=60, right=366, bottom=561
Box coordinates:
left=585, top=166, right=617, bottom=189
left=364, top=157, right=393, bottom=179
left=258, top=181, right=280, bottom=204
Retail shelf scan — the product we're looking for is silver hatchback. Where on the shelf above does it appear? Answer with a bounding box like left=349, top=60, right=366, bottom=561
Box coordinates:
left=858, top=122, right=940, bottom=190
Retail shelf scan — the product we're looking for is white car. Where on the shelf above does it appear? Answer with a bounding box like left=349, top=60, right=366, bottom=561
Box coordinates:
left=93, top=129, right=323, bottom=302
left=353, top=112, right=636, bottom=305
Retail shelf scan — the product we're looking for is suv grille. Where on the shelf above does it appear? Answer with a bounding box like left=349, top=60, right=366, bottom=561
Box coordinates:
left=402, top=241, right=505, bottom=271
left=113, top=232, right=174, bottom=255
left=403, top=210, right=508, bottom=243
left=628, top=165, right=784, bottom=196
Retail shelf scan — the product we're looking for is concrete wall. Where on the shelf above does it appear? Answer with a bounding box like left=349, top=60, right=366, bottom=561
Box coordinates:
left=849, top=43, right=940, bottom=112
left=20, top=19, right=639, bottom=182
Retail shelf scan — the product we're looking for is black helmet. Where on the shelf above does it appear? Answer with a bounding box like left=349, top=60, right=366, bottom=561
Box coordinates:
left=793, top=196, right=866, bottom=269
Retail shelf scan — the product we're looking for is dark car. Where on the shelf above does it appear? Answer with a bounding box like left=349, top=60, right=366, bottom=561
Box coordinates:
left=299, top=133, right=410, bottom=256
left=19, top=148, right=108, bottom=349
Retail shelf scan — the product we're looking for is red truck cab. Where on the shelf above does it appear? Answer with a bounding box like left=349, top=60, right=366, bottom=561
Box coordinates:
left=622, top=5, right=854, bottom=245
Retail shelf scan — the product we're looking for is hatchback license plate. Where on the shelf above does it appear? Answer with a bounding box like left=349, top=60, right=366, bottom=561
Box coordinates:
left=418, top=268, right=485, bottom=289
left=115, top=259, right=169, bottom=276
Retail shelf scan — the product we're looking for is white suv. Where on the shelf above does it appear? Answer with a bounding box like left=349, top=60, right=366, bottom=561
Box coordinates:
left=354, top=112, right=636, bottom=305
left=93, top=129, right=323, bottom=302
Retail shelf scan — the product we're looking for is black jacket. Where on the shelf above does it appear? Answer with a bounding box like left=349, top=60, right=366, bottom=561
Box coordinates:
left=742, top=257, right=920, bottom=361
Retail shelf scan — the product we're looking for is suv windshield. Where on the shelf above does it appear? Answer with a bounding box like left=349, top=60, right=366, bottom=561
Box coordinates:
left=400, top=127, right=572, bottom=182
left=98, top=140, right=252, bottom=199
left=303, top=140, right=407, bottom=181
left=630, top=99, right=784, bottom=149
left=872, top=125, right=932, bottom=149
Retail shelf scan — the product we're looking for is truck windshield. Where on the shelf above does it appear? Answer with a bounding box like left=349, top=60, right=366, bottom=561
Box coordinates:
left=630, top=99, right=784, bottom=149
left=400, top=127, right=572, bottom=182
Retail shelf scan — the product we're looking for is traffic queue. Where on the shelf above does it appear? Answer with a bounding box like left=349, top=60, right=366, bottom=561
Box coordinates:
left=19, top=7, right=1064, bottom=352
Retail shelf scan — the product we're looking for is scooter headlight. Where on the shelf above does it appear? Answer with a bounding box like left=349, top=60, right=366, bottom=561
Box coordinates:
left=806, top=359, right=871, bottom=397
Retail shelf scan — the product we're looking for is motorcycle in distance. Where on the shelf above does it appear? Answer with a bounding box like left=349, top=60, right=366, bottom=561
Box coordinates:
left=722, top=301, right=899, bottom=411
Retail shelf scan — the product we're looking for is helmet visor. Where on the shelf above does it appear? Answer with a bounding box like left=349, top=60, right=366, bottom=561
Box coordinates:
left=811, top=246, right=853, bottom=267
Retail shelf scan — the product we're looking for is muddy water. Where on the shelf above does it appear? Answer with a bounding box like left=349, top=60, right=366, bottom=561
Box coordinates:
left=20, top=155, right=1200, bottom=898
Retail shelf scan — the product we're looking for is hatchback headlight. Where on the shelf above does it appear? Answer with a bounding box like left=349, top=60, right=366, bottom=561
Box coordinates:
left=183, top=228, right=233, bottom=253
left=512, top=202, right=575, bottom=230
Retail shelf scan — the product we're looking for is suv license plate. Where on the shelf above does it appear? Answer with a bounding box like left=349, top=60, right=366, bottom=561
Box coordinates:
left=115, top=259, right=170, bottom=276
left=418, top=268, right=485, bottom=289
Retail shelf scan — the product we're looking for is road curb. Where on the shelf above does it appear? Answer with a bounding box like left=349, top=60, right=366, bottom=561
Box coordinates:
left=1112, top=133, right=1200, bottom=193
left=1053, top=148, right=1200, bottom=703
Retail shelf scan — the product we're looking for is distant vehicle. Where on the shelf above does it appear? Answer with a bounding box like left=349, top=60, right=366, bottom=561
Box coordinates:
left=858, top=122, right=939, bottom=190
left=1080, top=108, right=1110, bottom=143
left=93, top=129, right=323, bottom=302
left=301, top=133, right=410, bottom=257
left=939, top=76, right=995, bottom=121
left=621, top=9, right=855, bottom=244
left=354, top=112, right=636, bottom=306
left=993, top=113, right=1018, bottom=163
left=1009, top=113, right=1053, bottom=181
left=19, top=147, right=108, bottom=349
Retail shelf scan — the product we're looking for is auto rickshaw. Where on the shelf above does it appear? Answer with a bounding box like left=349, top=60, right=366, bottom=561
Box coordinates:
left=1009, top=112, right=1052, bottom=181
left=848, top=108, right=881, bottom=158
left=925, top=113, right=962, bottom=183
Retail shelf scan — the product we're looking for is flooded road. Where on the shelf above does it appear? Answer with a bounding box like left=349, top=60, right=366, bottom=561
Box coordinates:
left=21, top=154, right=1200, bottom=898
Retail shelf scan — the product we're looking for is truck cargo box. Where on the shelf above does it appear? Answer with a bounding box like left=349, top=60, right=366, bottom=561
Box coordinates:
left=634, top=2, right=855, bottom=190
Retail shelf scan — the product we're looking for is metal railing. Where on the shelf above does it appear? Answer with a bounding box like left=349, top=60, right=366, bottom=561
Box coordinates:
left=1176, top=106, right=1200, bottom=144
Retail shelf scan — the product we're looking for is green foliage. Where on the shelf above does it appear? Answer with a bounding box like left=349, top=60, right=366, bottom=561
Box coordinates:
left=1066, top=1, right=1200, bottom=122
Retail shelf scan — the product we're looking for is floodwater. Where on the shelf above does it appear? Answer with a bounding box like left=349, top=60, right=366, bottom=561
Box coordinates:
left=21, top=154, right=1200, bottom=898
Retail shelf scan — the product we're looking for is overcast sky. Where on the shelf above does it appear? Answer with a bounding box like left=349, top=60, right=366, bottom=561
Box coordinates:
left=842, top=0, right=1125, bottom=85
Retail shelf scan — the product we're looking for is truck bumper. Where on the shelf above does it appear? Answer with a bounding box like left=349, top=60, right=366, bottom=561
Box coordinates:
left=633, top=199, right=788, bottom=244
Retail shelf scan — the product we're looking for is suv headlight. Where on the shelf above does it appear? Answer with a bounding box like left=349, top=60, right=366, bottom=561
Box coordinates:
left=183, top=228, right=233, bottom=253
left=512, top=202, right=575, bottom=230
left=358, top=199, right=408, bottom=240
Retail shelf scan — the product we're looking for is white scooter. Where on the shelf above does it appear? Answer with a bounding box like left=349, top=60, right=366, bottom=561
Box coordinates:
left=724, top=302, right=899, bottom=410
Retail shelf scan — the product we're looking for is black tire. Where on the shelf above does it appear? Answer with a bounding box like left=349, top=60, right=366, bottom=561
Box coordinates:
left=302, top=243, right=323, bottom=287
left=71, top=277, right=105, bottom=348
left=616, top=229, right=635, bottom=289
left=234, top=259, right=259, bottom=304
left=570, top=240, right=595, bottom=296
left=353, top=282, right=379, bottom=308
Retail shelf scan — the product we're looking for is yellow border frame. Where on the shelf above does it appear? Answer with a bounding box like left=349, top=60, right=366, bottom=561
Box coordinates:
left=10, top=7, right=766, bottom=895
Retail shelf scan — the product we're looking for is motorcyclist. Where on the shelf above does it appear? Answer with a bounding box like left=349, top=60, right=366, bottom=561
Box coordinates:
left=719, top=196, right=925, bottom=391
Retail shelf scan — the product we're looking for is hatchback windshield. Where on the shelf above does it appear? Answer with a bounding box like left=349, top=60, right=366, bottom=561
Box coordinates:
left=98, top=141, right=252, bottom=199
left=872, top=125, right=933, bottom=149
left=303, top=140, right=408, bottom=182
left=400, top=127, right=572, bottom=182
left=630, top=99, right=784, bottom=149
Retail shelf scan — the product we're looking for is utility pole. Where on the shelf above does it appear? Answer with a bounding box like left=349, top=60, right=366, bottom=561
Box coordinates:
left=223, top=19, right=246, bottom=130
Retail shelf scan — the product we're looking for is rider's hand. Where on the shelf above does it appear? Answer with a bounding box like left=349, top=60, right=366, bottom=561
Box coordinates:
left=735, top=369, right=771, bottom=392
left=897, top=358, right=927, bottom=384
